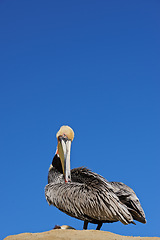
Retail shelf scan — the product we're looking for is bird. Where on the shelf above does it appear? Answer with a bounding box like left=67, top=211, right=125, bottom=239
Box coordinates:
left=53, top=225, right=75, bottom=230
left=45, top=125, right=146, bottom=230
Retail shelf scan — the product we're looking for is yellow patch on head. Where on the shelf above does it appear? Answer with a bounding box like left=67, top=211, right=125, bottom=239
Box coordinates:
left=56, top=125, right=74, bottom=141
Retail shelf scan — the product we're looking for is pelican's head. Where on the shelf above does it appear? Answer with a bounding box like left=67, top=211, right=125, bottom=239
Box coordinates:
left=56, top=126, right=74, bottom=183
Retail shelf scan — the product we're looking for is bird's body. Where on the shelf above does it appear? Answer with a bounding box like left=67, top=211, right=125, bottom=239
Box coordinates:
left=45, top=126, right=146, bottom=230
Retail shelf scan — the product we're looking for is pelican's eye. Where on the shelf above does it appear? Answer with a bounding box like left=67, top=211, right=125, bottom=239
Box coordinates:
left=58, top=134, right=69, bottom=142
left=63, top=134, right=67, bottom=138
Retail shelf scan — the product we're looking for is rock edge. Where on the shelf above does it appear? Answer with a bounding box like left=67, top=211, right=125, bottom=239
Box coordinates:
left=4, top=230, right=160, bottom=240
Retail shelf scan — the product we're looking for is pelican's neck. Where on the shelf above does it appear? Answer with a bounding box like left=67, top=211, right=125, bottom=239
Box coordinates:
left=52, top=154, right=63, bottom=174
left=48, top=154, right=65, bottom=184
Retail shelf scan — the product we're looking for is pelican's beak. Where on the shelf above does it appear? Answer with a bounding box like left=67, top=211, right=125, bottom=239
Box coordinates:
left=57, top=136, right=71, bottom=183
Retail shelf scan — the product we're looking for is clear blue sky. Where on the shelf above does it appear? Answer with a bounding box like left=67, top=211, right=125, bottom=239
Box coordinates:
left=0, top=1, right=159, bottom=239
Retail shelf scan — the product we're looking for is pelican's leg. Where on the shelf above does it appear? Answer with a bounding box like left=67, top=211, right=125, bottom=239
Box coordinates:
left=96, top=222, right=102, bottom=230
left=83, top=220, right=88, bottom=230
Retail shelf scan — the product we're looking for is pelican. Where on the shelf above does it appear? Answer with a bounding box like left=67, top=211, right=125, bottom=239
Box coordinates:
left=45, top=126, right=146, bottom=230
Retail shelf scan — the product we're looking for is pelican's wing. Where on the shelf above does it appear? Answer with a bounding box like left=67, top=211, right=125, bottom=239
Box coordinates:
left=110, top=182, right=146, bottom=224
left=45, top=168, right=135, bottom=225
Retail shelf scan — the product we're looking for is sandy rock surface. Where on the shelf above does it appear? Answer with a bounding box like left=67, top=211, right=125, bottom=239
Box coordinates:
left=4, top=230, right=160, bottom=240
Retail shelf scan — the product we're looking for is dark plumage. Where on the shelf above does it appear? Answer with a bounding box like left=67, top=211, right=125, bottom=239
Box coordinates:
left=45, top=126, right=146, bottom=230
left=45, top=154, right=146, bottom=230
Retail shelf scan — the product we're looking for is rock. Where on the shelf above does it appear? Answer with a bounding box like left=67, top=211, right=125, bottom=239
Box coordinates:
left=4, top=230, right=160, bottom=240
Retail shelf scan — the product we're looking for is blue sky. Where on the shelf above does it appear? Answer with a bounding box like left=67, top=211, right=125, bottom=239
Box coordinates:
left=0, top=0, right=160, bottom=239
